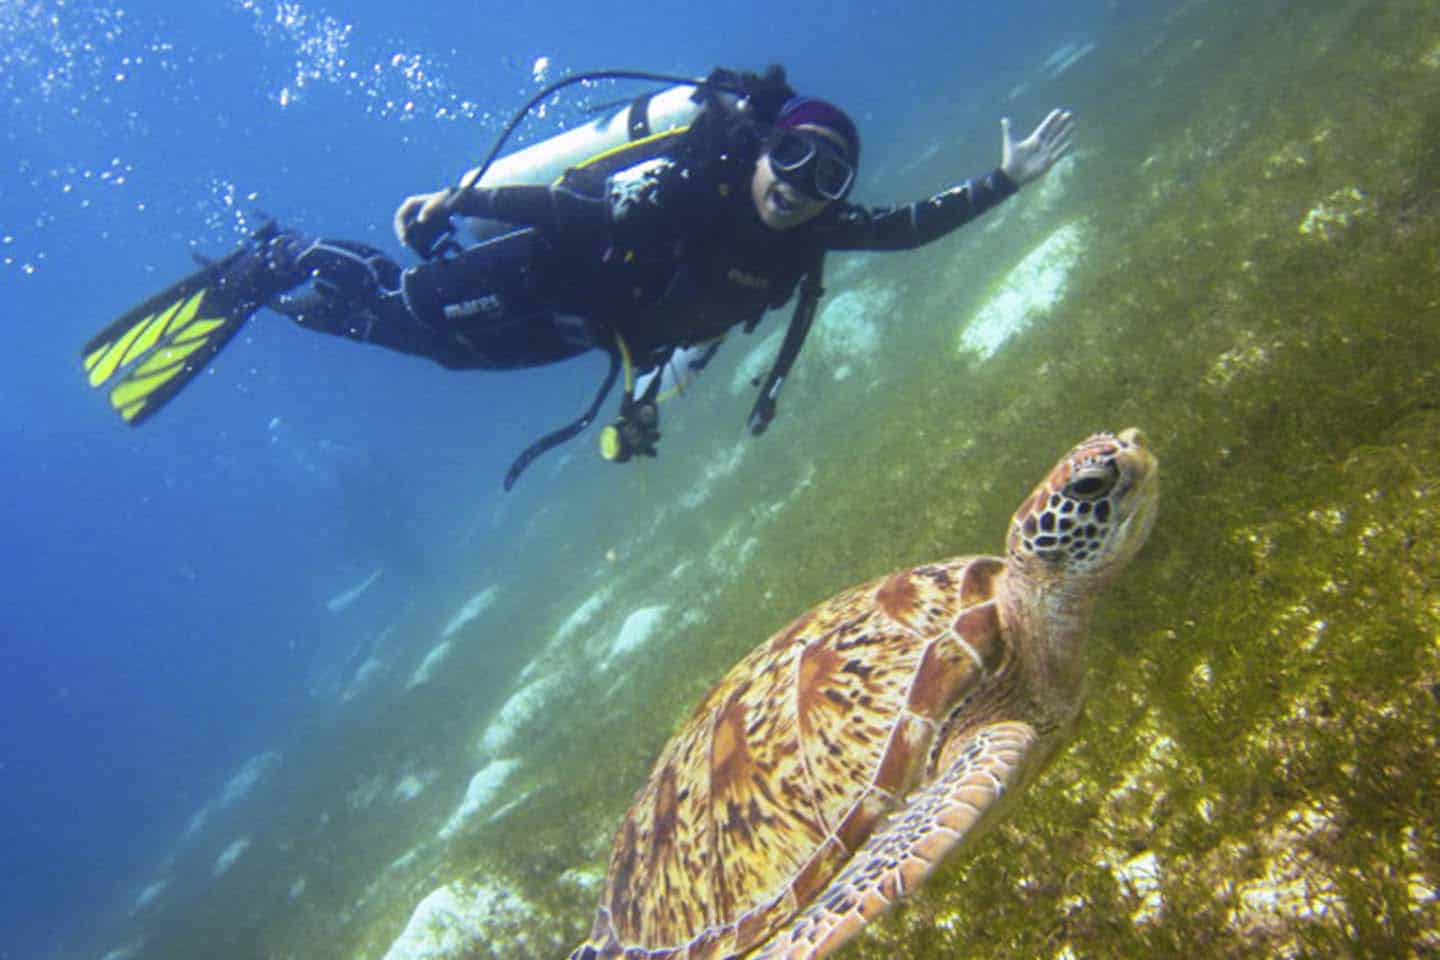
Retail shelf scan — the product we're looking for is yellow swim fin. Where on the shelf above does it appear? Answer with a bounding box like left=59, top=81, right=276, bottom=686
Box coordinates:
left=81, top=224, right=280, bottom=425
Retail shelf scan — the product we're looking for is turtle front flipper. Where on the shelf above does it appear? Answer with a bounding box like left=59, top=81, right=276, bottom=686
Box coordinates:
left=749, top=721, right=1039, bottom=960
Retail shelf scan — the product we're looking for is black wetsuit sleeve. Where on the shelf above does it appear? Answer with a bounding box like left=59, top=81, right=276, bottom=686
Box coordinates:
left=820, top=169, right=1019, bottom=251
left=448, top=184, right=611, bottom=232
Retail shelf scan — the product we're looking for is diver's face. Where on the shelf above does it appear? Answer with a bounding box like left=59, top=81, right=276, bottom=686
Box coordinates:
left=751, top=123, right=846, bottom=230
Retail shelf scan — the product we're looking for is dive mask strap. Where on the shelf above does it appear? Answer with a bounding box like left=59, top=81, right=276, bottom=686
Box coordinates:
left=746, top=251, right=826, bottom=436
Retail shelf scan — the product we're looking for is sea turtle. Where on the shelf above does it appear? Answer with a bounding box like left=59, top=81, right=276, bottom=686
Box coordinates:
left=571, top=429, right=1160, bottom=960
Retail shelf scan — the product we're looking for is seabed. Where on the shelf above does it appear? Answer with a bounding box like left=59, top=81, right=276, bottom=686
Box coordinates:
left=101, top=1, right=1440, bottom=958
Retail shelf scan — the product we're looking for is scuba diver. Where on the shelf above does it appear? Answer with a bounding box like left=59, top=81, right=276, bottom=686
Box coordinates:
left=81, top=66, right=1074, bottom=489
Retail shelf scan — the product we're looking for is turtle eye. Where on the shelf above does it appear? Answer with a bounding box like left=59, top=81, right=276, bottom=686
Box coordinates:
left=1063, top=461, right=1118, bottom=501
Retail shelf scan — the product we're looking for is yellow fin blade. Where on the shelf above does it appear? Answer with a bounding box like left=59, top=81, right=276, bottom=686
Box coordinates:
left=86, top=308, right=166, bottom=388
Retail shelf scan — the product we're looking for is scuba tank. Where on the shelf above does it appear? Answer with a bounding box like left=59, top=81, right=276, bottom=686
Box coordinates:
left=408, top=67, right=791, bottom=258
left=458, top=83, right=737, bottom=244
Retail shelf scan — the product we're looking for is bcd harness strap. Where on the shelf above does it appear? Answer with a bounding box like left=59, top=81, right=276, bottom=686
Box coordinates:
left=626, top=91, right=655, bottom=139
left=503, top=246, right=824, bottom=490
left=746, top=249, right=825, bottom=436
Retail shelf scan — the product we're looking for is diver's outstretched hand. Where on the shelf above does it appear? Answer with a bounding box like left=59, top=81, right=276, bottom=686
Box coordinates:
left=393, top=189, right=457, bottom=257
left=1000, top=108, right=1075, bottom=186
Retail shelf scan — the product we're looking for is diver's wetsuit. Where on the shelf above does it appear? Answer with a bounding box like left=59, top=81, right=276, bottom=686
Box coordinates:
left=270, top=133, right=1018, bottom=379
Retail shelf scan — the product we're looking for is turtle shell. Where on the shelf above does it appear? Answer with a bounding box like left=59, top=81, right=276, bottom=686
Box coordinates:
left=578, top=555, right=1009, bottom=959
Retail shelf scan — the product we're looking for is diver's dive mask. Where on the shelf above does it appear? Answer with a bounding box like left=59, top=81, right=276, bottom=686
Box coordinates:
left=765, top=129, right=855, bottom=201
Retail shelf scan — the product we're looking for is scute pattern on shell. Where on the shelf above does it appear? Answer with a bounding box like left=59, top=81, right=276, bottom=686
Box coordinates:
left=582, top=557, right=1005, bottom=958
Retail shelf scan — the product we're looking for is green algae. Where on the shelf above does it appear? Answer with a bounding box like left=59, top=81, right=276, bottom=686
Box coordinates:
left=228, top=2, right=1440, bottom=957
left=468, top=1, right=1440, bottom=956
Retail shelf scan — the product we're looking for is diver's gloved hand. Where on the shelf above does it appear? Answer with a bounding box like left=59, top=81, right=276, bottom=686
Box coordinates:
left=393, top=189, right=460, bottom=258
left=1000, top=108, right=1076, bottom=186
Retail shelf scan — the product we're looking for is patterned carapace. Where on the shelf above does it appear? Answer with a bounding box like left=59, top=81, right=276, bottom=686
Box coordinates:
left=572, top=429, right=1159, bottom=960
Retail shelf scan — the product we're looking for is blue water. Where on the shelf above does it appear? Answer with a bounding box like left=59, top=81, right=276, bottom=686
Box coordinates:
left=1, top=1, right=1125, bottom=956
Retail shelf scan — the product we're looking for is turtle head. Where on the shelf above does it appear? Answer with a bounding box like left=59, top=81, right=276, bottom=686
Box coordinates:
left=1007, top=428, right=1159, bottom=588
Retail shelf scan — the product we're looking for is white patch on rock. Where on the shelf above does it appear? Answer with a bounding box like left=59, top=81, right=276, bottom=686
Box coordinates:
left=389, top=846, right=423, bottom=873
left=342, top=657, right=387, bottom=702
left=408, top=641, right=453, bottom=689
left=392, top=770, right=434, bottom=802
left=558, top=867, right=606, bottom=898
left=348, top=773, right=387, bottom=811
left=381, top=879, right=544, bottom=960
left=213, top=836, right=252, bottom=877
left=479, top=674, right=563, bottom=757
left=219, top=751, right=281, bottom=809
left=959, top=221, right=1085, bottom=358
left=599, top=606, right=669, bottom=671
left=441, top=586, right=498, bottom=639
left=706, top=521, right=761, bottom=581
left=485, top=790, right=535, bottom=825
left=554, top=586, right=612, bottom=646
left=130, top=878, right=168, bottom=915
left=183, top=750, right=281, bottom=843
left=675, top=441, right=747, bottom=512
left=438, top=759, right=521, bottom=841
left=326, top=568, right=383, bottom=613
left=1112, top=851, right=1165, bottom=923
left=97, top=941, right=144, bottom=960
left=1042, top=40, right=1095, bottom=77
left=813, top=282, right=895, bottom=380
left=1298, top=186, right=1371, bottom=241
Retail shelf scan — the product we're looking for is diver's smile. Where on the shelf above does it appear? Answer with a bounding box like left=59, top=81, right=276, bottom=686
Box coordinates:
left=768, top=180, right=805, bottom=214
left=752, top=154, right=830, bottom=230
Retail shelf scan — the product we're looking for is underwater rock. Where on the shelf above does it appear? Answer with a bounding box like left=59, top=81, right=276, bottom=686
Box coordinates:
left=212, top=836, right=251, bottom=878
left=958, top=221, right=1085, bottom=358
left=326, top=568, right=383, bottom=613
left=381, top=879, right=555, bottom=960
left=217, top=750, right=281, bottom=809
left=441, top=585, right=497, bottom=639
left=1041, top=40, right=1096, bottom=77
left=1297, top=185, right=1372, bottom=241
left=341, top=657, right=387, bottom=702
left=347, top=773, right=387, bottom=811
left=598, top=605, right=669, bottom=671
left=553, top=586, right=613, bottom=646
left=705, top=521, right=761, bottom=581
left=129, top=878, right=168, bottom=915
left=407, top=641, right=453, bottom=689
left=478, top=674, right=564, bottom=757
left=675, top=441, right=747, bottom=513
left=813, top=281, right=895, bottom=382
left=438, top=758, right=521, bottom=840
left=392, top=770, right=434, bottom=802
left=180, top=750, right=282, bottom=845
left=96, top=941, right=143, bottom=960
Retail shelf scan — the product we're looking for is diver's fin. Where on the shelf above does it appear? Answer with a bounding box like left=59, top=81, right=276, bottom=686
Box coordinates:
left=81, top=224, right=280, bottom=425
